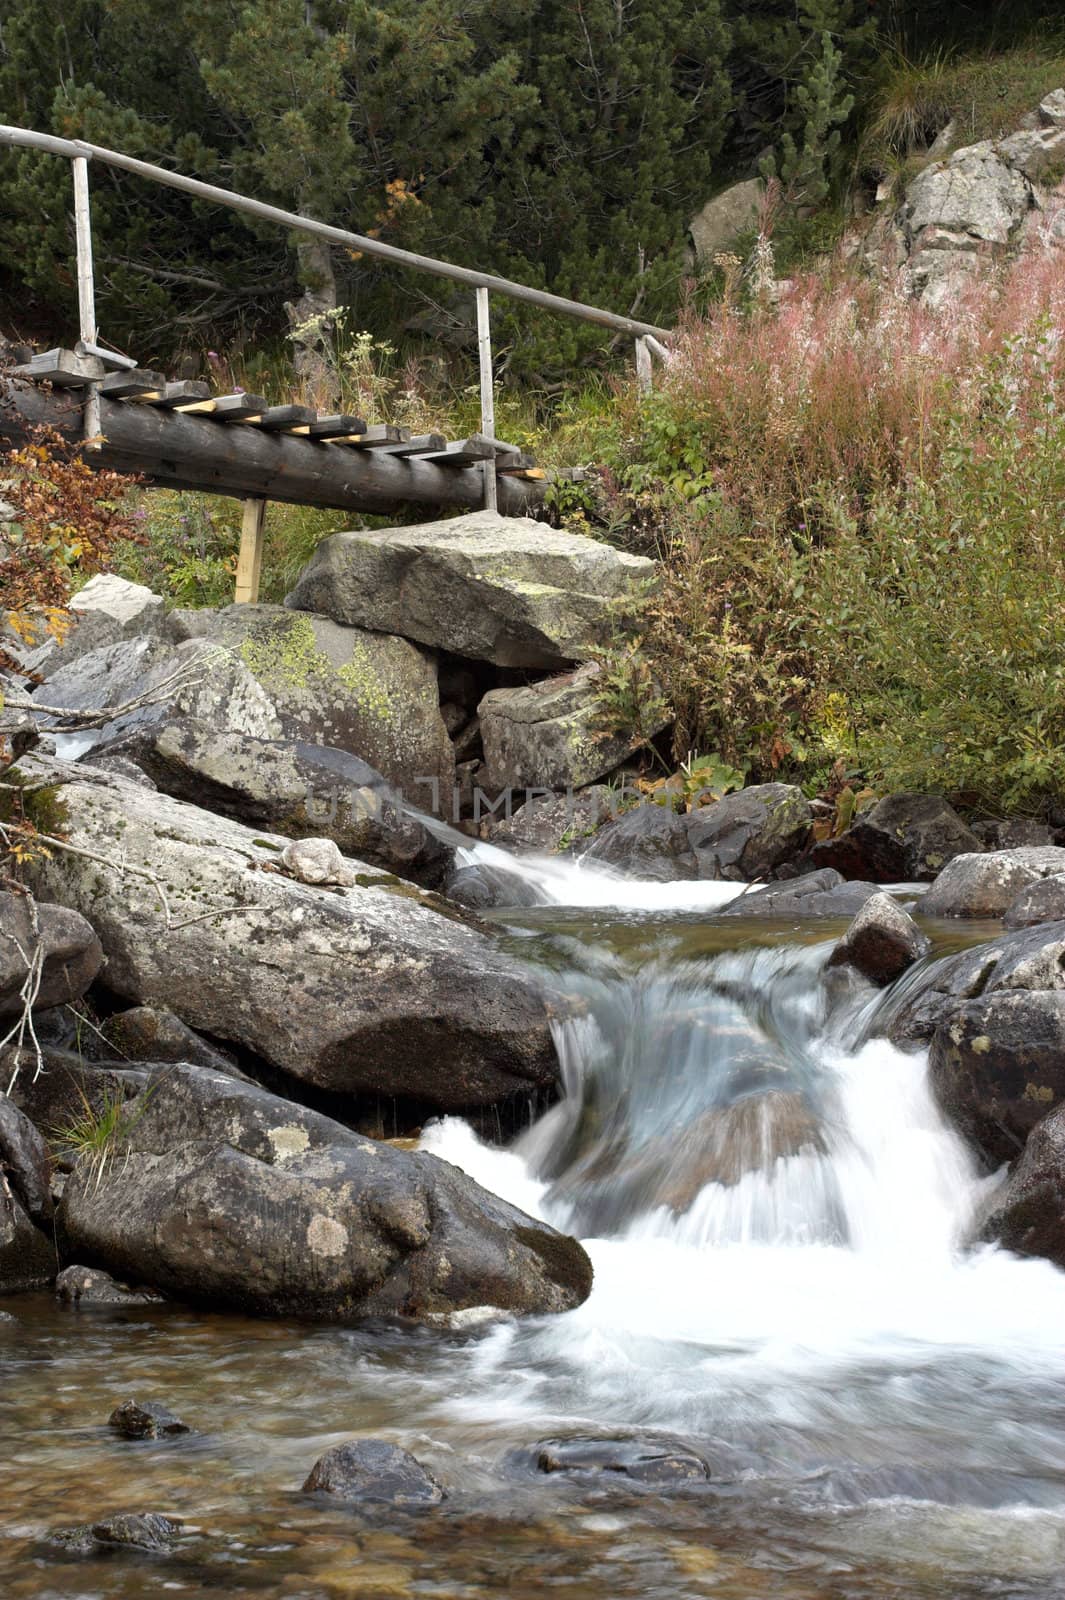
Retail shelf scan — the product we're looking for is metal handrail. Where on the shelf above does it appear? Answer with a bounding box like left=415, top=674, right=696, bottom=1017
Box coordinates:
left=0, top=121, right=671, bottom=508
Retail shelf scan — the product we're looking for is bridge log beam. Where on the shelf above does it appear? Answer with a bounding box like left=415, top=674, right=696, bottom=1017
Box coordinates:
left=0, top=380, right=544, bottom=519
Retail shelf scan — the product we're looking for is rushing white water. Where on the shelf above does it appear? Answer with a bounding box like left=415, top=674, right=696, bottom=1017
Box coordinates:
left=418, top=892, right=1065, bottom=1543
left=452, top=834, right=751, bottom=911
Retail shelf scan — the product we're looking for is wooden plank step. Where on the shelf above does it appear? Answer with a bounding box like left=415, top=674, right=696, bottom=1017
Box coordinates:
left=100, top=368, right=168, bottom=400
left=306, top=413, right=368, bottom=440
left=250, top=404, right=318, bottom=432
left=12, top=348, right=104, bottom=388
left=419, top=437, right=496, bottom=467
left=496, top=454, right=540, bottom=475
left=138, top=380, right=213, bottom=409
left=376, top=433, right=447, bottom=458
left=175, top=393, right=267, bottom=420
left=500, top=466, right=547, bottom=481
left=330, top=424, right=411, bottom=449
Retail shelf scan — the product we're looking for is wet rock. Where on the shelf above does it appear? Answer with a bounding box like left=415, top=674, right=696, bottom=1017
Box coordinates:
left=109, top=1399, right=191, bottom=1439
left=1003, top=875, right=1065, bottom=930
left=101, top=1006, right=249, bottom=1081
left=0, top=1090, right=53, bottom=1223
left=0, top=890, right=104, bottom=1017
left=826, top=892, right=930, bottom=987
left=21, top=761, right=561, bottom=1113
left=444, top=863, right=540, bottom=911
left=532, top=1435, right=711, bottom=1484
left=302, top=1439, right=444, bottom=1504
left=579, top=804, right=698, bottom=882
left=929, top=990, right=1065, bottom=1164
left=0, top=1170, right=54, bottom=1292
left=51, top=1511, right=181, bottom=1554
left=886, top=919, right=1065, bottom=1045
left=56, top=1264, right=164, bottom=1306
left=57, top=1063, right=593, bottom=1322
left=684, top=784, right=812, bottom=881
left=810, top=793, right=982, bottom=883
left=922, top=848, right=1065, bottom=918
left=478, top=664, right=667, bottom=791
left=285, top=509, right=654, bottom=670
left=718, top=869, right=881, bottom=918
left=980, top=1103, right=1065, bottom=1268
left=490, top=785, right=614, bottom=853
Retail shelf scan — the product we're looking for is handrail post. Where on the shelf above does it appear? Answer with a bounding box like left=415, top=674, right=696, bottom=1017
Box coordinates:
left=635, top=336, right=652, bottom=396
left=476, top=286, right=497, bottom=512
left=72, top=155, right=101, bottom=446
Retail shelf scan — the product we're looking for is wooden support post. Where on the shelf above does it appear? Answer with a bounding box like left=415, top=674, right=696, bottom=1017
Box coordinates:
left=635, top=336, right=652, bottom=396
left=476, top=286, right=497, bottom=513
left=235, top=498, right=267, bottom=604
left=73, top=156, right=102, bottom=446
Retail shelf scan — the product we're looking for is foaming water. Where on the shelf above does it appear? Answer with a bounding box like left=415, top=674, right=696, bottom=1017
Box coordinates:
left=452, top=834, right=751, bottom=912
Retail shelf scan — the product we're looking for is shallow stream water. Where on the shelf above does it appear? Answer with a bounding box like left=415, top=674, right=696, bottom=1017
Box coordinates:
left=3, top=850, right=1065, bottom=1599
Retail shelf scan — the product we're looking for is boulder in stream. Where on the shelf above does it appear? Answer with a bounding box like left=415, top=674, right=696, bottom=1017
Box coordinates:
left=109, top=1399, right=191, bottom=1439
left=718, top=868, right=881, bottom=918
left=20, top=761, right=561, bottom=1114
left=55, top=1264, right=164, bottom=1307
left=57, top=1063, right=593, bottom=1321
left=827, top=892, right=930, bottom=986
left=302, top=1439, right=444, bottom=1504
left=886, top=919, right=1065, bottom=1046
left=922, top=847, right=1065, bottom=918
left=51, top=1511, right=181, bottom=1555
left=578, top=803, right=698, bottom=882
left=980, top=1103, right=1065, bottom=1268
left=1003, top=874, right=1065, bottom=930
left=684, top=783, right=812, bottom=881
left=531, top=1435, right=711, bottom=1484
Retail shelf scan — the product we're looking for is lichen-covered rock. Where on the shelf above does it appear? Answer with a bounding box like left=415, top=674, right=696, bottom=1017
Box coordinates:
left=55, top=1264, right=164, bottom=1306
left=922, top=847, right=1065, bottom=918
left=886, top=919, right=1065, bottom=1046
left=490, top=785, right=615, bottom=853
left=980, top=1103, right=1065, bottom=1268
left=109, top=1399, right=191, bottom=1439
left=143, top=722, right=450, bottom=886
left=579, top=803, right=698, bottom=882
left=929, top=990, right=1065, bottom=1164
left=302, top=1439, right=444, bottom=1504
left=827, top=892, right=930, bottom=986
left=478, top=663, right=666, bottom=791
left=684, top=784, right=812, bottom=881
left=21, top=760, right=561, bottom=1113
left=191, top=604, right=454, bottom=800
left=50, top=1512, right=180, bottom=1554
left=284, top=509, right=655, bottom=669
left=57, top=1064, right=593, bottom=1321
left=811, top=793, right=982, bottom=883
left=0, top=890, right=103, bottom=1018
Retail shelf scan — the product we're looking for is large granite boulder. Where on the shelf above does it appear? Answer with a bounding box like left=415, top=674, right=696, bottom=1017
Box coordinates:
left=826, top=891, right=930, bottom=986
left=1004, top=875, right=1065, bottom=930
left=284, top=510, right=655, bottom=670
left=0, top=1169, right=54, bottom=1293
left=922, top=847, right=1065, bottom=919
left=718, top=869, right=881, bottom=919
left=688, top=179, right=763, bottom=268
left=811, top=793, right=982, bottom=883
left=887, top=920, right=1065, bottom=1046
left=0, top=890, right=103, bottom=1017
left=142, top=721, right=450, bottom=886
left=579, top=803, right=698, bottom=882
left=903, top=140, right=1031, bottom=248
left=684, top=784, right=812, bottom=881
left=58, top=1064, right=593, bottom=1321
left=490, top=785, right=615, bottom=853
left=0, top=1092, right=53, bottom=1224
left=20, top=760, right=562, bottom=1114
left=928, top=991, right=1065, bottom=1166
left=14, top=574, right=165, bottom=680
left=478, top=663, right=666, bottom=792
left=981, top=1103, right=1065, bottom=1269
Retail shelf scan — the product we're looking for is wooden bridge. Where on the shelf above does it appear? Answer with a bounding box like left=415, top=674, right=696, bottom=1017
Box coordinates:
left=0, top=124, right=672, bottom=601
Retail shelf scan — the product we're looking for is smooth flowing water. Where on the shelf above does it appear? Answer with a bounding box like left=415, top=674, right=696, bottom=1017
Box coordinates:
left=3, top=848, right=1065, bottom=1599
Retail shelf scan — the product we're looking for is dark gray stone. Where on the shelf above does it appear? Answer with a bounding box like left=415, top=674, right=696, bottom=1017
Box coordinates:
left=0, top=1171, right=54, bottom=1292
left=490, top=785, right=614, bottom=853
left=302, top=1439, right=444, bottom=1504
left=922, top=847, right=1065, bottom=918
left=579, top=804, right=698, bottom=882
left=929, top=990, right=1065, bottom=1164
left=971, top=820, right=1055, bottom=851
left=56, top=1264, right=164, bottom=1307
left=827, top=892, right=930, bottom=986
left=51, top=1512, right=180, bottom=1554
left=109, top=1399, right=191, bottom=1439
left=0, top=1090, right=53, bottom=1223
left=0, top=891, right=103, bottom=1018
left=719, top=869, right=881, bottom=919
left=101, top=1006, right=250, bottom=1082
left=811, top=793, right=982, bottom=882
left=684, top=784, right=812, bottom=881
left=1004, top=875, right=1065, bottom=929
left=57, top=1063, right=593, bottom=1323
left=980, top=1104, right=1065, bottom=1268
left=444, top=863, right=540, bottom=911
left=532, top=1435, right=711, bottom=1484
left=887, top=920, right=1065, bottom=1046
